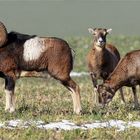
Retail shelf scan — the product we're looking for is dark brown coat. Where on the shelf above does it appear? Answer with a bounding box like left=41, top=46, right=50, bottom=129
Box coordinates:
left=0, top=23, right=81, bottom=114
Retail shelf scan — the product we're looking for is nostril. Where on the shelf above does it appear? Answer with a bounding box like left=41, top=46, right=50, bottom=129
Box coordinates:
left=98, top=38, right=103, bottom=43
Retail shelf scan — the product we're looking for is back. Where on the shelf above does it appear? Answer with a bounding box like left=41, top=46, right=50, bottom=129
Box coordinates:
left=124, top=50, right=140, bottom=78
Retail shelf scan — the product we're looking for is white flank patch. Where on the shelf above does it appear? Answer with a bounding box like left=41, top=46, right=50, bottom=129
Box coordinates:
left=23, top=37, right=46, bottom=61
left=1, top=119, right=140, bottom=131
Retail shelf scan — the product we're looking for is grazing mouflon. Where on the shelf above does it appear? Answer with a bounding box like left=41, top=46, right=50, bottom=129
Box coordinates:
left=98, top=50, right=140, bottom=107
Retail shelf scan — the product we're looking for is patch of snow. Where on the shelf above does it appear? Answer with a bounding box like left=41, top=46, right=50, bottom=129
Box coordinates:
left=7, top=119, right=21, bottom=127
left=0, top=119, right=140, bottom=131
left=128, top=121, right=140, bottom=129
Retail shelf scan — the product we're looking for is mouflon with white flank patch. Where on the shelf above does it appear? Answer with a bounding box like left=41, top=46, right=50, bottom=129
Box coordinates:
left=23, top=37, right=46, bottom=61
left=98, top=50, right=140, bottom=107
left=87, top=28, right=125, bottom=104
left=0, top=22, right=81, bottom=114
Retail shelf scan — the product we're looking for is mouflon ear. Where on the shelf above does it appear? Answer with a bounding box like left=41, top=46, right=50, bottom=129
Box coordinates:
left=106, top=28, right=112, bottom=34
left=88, top=28, right=95, bottom=35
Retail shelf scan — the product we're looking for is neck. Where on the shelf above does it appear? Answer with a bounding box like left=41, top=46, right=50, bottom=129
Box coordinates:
left=93, top=43, right=105, bottom=51
left=92, top=44, right=106, bottom=66
left=105, top=78, right=121, bottom=93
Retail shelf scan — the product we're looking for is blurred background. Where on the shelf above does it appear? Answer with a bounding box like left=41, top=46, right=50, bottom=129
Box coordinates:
left=0, top=0, right=140, bottom=37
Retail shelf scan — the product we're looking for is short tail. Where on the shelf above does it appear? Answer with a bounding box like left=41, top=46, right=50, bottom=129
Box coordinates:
left=70, top=47, right=75, bottom=60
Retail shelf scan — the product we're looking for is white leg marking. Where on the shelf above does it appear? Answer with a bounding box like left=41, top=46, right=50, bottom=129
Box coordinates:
left=10, top=93, right=15, bottom=113
left=69, top=87, right=81, bottom=114
left=94, top=87, right=99, bottom=105
left=5, top=89, right=12, bottom=111
left=5, top=89, right=15, bottom=113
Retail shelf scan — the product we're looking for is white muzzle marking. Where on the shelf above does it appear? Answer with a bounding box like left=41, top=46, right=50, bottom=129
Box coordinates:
left=23, top=37, right=46, bottom=61
left=96, top=37, right=105, bottom=47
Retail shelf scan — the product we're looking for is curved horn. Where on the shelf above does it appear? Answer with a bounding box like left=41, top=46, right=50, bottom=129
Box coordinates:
left=0, top=21, right=7, bottom=47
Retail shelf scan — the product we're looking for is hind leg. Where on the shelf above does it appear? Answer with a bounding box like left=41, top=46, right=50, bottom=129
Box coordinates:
left=132, top=86, right=139, bottom=108
left=61, top=78, right=82, bottom=114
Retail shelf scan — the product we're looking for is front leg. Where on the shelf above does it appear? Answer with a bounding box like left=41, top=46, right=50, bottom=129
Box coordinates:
left=119, top=88, right=126, bottom=104
left=90, top=72, right=97, bottom=88
left=132, top=86, right=139, bottom=108
left=5, top=75, right=16, bottom=113
left=90, top=72, right=99, bottom=105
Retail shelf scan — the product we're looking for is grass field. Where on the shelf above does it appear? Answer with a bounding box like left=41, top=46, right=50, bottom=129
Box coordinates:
left=0, top=36, right=140, bottom=139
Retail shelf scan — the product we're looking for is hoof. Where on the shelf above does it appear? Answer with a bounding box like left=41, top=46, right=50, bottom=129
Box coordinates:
left=9, top=107, right=15, bottom=113
left=5, top=107, right=15, bottom=113
left=74, top=108, right=82, bottom=115
left=5, top=107, right=10, bottom=112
